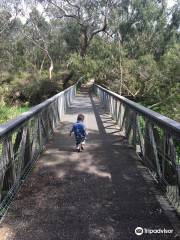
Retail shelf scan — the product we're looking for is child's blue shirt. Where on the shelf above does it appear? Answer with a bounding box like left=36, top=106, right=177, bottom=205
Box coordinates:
left=72, top=121, right=86, bottom=140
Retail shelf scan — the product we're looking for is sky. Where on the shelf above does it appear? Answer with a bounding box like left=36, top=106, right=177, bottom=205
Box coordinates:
left=14, top=0, right=178, bottom=24
left=167, top=0, right=177, bottom=7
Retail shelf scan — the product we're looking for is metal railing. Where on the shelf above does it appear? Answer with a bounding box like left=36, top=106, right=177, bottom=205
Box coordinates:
left=0, top=79, right=80, bottom=217
left=94, top=84, right=180, bottom=213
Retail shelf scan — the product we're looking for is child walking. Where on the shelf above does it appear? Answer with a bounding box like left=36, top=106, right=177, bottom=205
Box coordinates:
left=70, top=114, right=87, bottom=152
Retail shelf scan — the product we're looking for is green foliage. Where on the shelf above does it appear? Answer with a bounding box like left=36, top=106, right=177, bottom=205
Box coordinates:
left=0, top=0, right=179, bottom=123
left=69, top=53, right=100, bottom=81
left=160, top=43, right=180, bottom=84
left=0, top=105, right=29, bottom=124
left=25, top=79, right=63, bottom=105
left=4, top=72, right=63, bottom=106
left=63, top=20, right=81, bottom=53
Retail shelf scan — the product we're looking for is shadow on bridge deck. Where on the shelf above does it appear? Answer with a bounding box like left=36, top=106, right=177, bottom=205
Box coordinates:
left=0, top=87, right=179, bottom=240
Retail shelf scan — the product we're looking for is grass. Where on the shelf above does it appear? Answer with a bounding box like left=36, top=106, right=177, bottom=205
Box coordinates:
left=0, top=105, right=29, bottom=125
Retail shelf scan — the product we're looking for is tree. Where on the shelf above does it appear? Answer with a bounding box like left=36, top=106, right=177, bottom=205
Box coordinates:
left=39, top=0, right=109, bottom=56
left=21, top=8, right=55, bottom=79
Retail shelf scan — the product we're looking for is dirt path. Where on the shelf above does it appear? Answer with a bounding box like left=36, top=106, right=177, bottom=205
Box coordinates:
left=0, top=89, right=179, bottom=240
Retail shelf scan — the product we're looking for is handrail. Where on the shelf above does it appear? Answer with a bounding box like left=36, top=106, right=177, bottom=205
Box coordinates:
left=0, top=77, right=82, bottom=218
left=94, top=83, right=180, bottom=214
left=0, top=77, right=83, bottom=138
left=0, top=87, right=71, bottom=138
left=95, top=84, right=180, bottom=137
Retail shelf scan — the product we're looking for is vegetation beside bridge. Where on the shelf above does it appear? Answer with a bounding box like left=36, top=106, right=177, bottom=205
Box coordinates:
left=0, top=0, right=179, bottom=123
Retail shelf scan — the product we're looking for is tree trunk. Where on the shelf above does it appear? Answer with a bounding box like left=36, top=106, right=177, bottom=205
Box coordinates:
left=45, top=50, right=54, bottom=80
left=80, top=30, right=89, bottom=57
left=118, top=32, right=123, bottom=95
left=39, top=56, right=45, bottom=74
left=49, top=59, right=54, bottom=80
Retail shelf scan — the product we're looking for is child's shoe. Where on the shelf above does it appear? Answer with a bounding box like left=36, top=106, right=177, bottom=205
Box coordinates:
left=81, top=140, right=85, bottom=150
left=76, top=145, right=80, bottom=152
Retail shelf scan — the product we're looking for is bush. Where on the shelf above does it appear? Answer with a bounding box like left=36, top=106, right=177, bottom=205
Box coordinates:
left=3, top=70, right=65, bottom=106
left=27, top=79, right=63, bottom=105
left=0, top=105, right=29, bottom=124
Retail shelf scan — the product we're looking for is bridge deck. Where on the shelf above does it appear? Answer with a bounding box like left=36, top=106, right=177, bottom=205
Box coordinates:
left=0, top=89, right=178, bottom=240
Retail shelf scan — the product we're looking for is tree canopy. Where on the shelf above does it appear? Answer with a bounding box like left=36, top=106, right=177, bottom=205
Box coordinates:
left=0, top=0, right=179, bottom=121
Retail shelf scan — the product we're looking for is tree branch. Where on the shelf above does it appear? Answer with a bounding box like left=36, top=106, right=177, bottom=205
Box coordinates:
left=21, top=31, right=45, bottom=51
left=48, top=0, right=80, bottom=21
left=90, top=16, right=107, bottom=41
left=48, top=0, right=67, bottom=15
left=148, top=93, right=176, bottom=109
left=65, top=0, right=80, bottom=12
left=121, top=82, right=137, bottom=97
left=56, top=14, right=79, bottom=20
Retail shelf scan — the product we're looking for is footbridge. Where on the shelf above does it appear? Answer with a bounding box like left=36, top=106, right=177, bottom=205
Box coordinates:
left=0, top=79, right=180, bottom=239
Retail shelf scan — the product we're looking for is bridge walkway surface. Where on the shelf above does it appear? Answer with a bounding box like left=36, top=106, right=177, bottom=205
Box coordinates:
left=0, top=87, right=179, bottom=240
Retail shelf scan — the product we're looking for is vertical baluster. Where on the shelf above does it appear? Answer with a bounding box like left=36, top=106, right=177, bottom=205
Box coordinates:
left=132, top=112, right=137, bottom=147
left=136, top=116, right=145, bottom=159
left=116, top=101, right=121, bottom=126
left=1, top=137, right=15, bottom=199
left=38, top=115, right=43, bottom=151
left=23, top=127, right=32, bottom=171
left=145, top=121, right=162, bottom=180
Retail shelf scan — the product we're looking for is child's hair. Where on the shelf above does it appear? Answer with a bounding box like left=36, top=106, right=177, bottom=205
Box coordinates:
left=77, top=113, right=85, bottom=121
